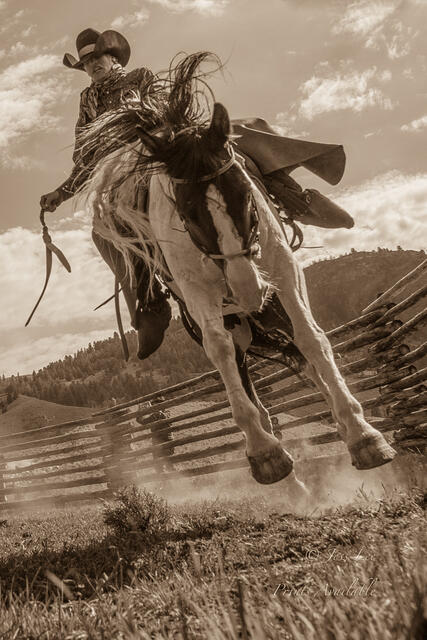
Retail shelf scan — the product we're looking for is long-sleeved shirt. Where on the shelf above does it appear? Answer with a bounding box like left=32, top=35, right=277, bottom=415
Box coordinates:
left=58, top=66, right=155, bottom=199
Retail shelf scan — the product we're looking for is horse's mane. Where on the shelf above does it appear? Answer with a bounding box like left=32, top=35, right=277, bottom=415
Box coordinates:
left=75, top=51, right=222, bottom=183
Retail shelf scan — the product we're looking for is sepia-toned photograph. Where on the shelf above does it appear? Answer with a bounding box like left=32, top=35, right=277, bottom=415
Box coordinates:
left=0, top=1, right=426, bottom=637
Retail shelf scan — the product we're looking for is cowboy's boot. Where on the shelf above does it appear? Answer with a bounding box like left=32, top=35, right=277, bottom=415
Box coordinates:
left=263, top=169, right=354, bottom=229
left=134, top=262, right=172, bottom=360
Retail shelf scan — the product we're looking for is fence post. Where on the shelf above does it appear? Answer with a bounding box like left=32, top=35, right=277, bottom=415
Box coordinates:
left=96, top=410, right=134, bottom=494
left=135, top=405, right=175, bottom=476
left=0, top=455, right=6, bottom=505
left=110, top=418, right=135, bottom=489
left=150, top=410, right=175, bottom=475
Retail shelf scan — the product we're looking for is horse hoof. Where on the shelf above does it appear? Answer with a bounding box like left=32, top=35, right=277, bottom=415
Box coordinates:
left=349, top=433, right=396, bottom=470
left=247, top=445, right=293, bottom=484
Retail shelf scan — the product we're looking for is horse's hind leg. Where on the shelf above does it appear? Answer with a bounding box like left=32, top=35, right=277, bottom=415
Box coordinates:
left=182, top=287, right=293, bottom=484
left=271, top=245, right=395, bottom=470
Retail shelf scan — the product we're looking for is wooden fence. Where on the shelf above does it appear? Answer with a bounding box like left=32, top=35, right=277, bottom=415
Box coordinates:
left=0, top=259, right=426, bottom=512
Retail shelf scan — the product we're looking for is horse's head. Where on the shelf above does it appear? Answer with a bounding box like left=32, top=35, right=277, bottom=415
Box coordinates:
left=137, top=102, right=270, bottom=313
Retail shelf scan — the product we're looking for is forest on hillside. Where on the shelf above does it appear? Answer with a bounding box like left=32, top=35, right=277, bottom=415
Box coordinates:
left=1, top=317, right=211, bottom=408
left=1, top=248, right=424, bottom=408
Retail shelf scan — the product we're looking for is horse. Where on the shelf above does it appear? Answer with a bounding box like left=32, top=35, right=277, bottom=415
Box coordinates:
left=84, top=54, right=396, bottom=485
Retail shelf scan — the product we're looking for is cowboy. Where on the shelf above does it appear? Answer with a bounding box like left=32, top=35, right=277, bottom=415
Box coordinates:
left=40, top=29, right=172, bottom=360
left=40, top=28, right=353, bottom=360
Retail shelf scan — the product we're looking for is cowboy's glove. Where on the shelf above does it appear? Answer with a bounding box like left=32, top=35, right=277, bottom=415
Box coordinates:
left=40, top=190, right=62, bottom=212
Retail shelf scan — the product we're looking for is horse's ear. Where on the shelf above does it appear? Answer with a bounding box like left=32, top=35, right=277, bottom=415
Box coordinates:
left=136, top=126, right=161, bottom=155
left=208, top=102, right=231, bottom=145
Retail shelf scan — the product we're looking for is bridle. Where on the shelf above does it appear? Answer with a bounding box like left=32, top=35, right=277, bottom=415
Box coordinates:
left=169, top=145, right=261, bottom=262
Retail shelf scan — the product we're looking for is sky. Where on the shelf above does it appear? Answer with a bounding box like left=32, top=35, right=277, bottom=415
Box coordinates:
left=0, top=0, right=426, bottom=377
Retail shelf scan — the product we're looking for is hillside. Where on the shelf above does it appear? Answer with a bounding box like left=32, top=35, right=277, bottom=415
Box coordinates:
left=0, top=395, right=92, bottom=436
left=305, top=247, right=425, bottom=330
left=1, top=248, right=425, bottom=409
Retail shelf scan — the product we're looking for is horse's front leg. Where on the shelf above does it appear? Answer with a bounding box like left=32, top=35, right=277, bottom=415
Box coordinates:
left=266, top=240, right=396, bottom=470
left=183, top=287, right=293, bottom=484
left=234, top=340, right=310, bottom=498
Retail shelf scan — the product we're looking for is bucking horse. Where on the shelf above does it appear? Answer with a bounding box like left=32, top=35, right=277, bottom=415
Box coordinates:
left=80, top=53, right=396, bottom=485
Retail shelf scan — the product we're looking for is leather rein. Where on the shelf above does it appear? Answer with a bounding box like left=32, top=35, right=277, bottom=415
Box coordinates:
left=25, top=210, right=72, bottom=327
left=26, top=210, right=131, bottom=361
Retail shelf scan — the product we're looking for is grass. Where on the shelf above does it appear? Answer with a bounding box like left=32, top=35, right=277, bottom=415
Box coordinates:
left=0, top=485, right=425, bottom=639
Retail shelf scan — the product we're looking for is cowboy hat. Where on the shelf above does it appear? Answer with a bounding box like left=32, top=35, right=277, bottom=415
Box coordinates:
left=63, top=28, right=131, bottom=70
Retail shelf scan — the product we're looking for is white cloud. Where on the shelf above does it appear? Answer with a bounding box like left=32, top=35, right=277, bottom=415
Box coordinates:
left=111, top=9, right=150, bottom=29
left=0, top=54, right=71, bottom=157
left=296, top=171, right=427, bottom=266
left=147, top=0, right=230, bottom=15
left=333, top=0, right=398, bottom=38
left=0, top=53, right=58, bottom=86
left=297, top=67, right=394, bottom=120
left=333, top=1, right=417, bottom=59
left=0, top=7, right=25, bottom=34
left=7, top=41, right=37, bottom=57
left=21, top=24, right=34, bottom=38
left=401, top=114, right=427, bottom=132
left=384, top=22, right=417, bottom=59
left=274, top=113, right=309, bottom=138
left=363, top=129, right=382, bottom=138
left=47, top=36, right=69, bottom=50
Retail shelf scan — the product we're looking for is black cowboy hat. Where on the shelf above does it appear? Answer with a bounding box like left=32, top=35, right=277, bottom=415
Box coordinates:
left=63, top=28, right=131, bottom=70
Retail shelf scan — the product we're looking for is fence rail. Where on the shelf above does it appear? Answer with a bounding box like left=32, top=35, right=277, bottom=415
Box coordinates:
left=0, top=258, right=425, bottom=511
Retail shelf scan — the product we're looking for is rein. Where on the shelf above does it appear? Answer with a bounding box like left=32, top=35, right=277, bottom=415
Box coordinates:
left=26, top=210, right=131, bottom=361
left=25, top=210, right=72, bottom=327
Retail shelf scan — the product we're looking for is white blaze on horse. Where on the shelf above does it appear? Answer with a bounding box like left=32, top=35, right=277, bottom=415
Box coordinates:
left=85, top=54, right=396, bottom=485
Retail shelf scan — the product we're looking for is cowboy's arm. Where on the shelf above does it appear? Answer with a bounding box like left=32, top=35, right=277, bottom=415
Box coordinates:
left=57, top=67, right=156, bottom=198
left=40, top=94, right=90, bottom=211
left=56, top=94, right=91, bottom=202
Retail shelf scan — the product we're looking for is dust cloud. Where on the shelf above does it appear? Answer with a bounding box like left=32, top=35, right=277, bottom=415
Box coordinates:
left=138, top=451, right=425, bottom=516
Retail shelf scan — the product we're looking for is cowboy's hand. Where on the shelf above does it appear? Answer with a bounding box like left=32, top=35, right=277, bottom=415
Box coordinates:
left=40, top=190, right=62, bottom=212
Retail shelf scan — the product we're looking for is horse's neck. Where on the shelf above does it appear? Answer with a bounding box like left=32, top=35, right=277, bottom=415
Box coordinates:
left=149, top=172, right=181, bottom=228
